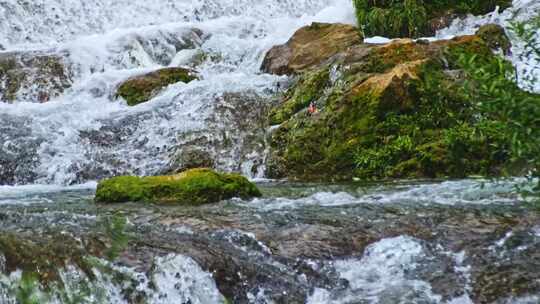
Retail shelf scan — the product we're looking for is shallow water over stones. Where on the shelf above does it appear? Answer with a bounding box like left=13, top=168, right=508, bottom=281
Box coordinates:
left=0, top=179, right=538, bottom=303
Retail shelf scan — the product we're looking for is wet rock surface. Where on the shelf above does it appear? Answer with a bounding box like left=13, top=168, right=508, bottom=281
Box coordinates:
left=0, top=51, right=72, bottom=103
left=0, top=89, right=273, bottom=185
left=261, top=22, right=363, bottom=76
left=0, top=181, right=538, bottom=303
left=116, top=67, right=198, bottom=106
left=264, top=23, right=527, bottom=181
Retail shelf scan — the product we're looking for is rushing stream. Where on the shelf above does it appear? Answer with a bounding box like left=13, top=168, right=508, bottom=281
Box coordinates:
left=1, top=0, right=540, bottom=303
left=0, top=179, right=539, bottom=303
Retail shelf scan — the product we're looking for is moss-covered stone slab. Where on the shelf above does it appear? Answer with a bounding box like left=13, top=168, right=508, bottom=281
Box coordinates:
left=261, top=22, right=363, bottom=75
left=265, top=24, right=529, bottom=181
left=116, top=67, right=198, bottom=106
left=94, top=168, right=262, bottom=205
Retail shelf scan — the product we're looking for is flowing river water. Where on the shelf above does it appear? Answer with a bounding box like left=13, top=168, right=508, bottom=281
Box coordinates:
left=0, top=0, right=539, bottom=303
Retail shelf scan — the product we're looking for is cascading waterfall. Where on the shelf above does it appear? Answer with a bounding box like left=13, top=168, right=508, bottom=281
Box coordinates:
left=1, top=0, right=539, bottom=185
left=0, top=0, right=355, bottom=185
left=1, top=0, right=540, bottom=303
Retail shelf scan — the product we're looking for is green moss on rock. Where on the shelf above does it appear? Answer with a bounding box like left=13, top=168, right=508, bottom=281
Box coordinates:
left=269, top=68, right=330, bottom=125
left=0, top=233, right=98, bottom=286
left=475, top=23, right=512, bottom=55
left=94, top=168, right=262, bottom=205
left=116, top=67, right=198, bottom=106
left=267, top=30, right=520, bottom=181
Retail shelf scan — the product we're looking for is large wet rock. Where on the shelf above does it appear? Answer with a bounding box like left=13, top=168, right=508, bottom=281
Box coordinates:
left=45, top=90, right=273, bottom=184
left=94, top=168, right=262, bottom=205
left=0, top=51, right=72, bottom=103
left=261, top=22, right=363, bottom=75
left=476, top=23, right=512, bottom=55
left=265, top=24, right=527, bottom=181
left=166, top=90, right=275, bottom=177
left=353, top=0, right=513, bottom=38
left=115, top=67, right=198, bottom=106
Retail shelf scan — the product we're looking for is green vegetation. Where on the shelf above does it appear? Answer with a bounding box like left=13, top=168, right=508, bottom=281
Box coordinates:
left=15, top=272, right=42, bottom=304
left=463, top=20, right=540, bottom=208
left=268, top=28, right=540, bottom=184
left=94, top=168, right=262, bottom=205
left=102, top=215, right=130, bottom=260
left=268, top=11, right=540, bottom=206
left=116, top=67, right=198, bottom=106
left=352, top=0, right=512, bottom=38
left=351, top=49, right=513, bottom=179
left=269, top=68, right=330, bottom=125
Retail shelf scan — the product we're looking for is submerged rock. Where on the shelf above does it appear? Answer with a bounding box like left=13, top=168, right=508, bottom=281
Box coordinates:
left=261, top=22, right=363, bottom=75
left=171, top=147, right=216, bottom=172
left=94, top=168, right=262, bottom=205
left=264, top=24, right=524, bottom=181
left=116, top=67, right=198, bottom=106
left=2, top=180, right=539, bottom=303
left=0, top=51, right=72, bottom=103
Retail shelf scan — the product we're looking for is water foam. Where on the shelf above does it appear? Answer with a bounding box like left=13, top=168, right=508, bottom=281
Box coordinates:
left=0, top=0, right=354, bottom=185
left=248, top=179, right=525, bottom=210
left=0, top=254, right=225, bottom=304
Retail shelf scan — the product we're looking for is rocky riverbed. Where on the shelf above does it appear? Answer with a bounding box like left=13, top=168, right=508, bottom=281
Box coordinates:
left=0, top=179, right=539, bottom=303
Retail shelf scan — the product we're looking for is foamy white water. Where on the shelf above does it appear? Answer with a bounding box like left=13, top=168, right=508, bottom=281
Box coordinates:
left=308, top=236, right=474, bottom=304
left=0, top=0, right=355, bottom=185
left=247, top=179, right=527, bottom=210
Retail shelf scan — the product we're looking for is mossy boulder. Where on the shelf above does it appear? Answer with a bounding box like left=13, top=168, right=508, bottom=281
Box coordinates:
left=353, top=0, right=512, bottom=38
left=94, top=168, right=262, bottom=205
left=116, top=67, right=198, bottom=106
left=475, top=23, right=512, bottom=55
left=265, top=25, right=523, bottom=181
left=0, top=52, right=71, bottom=103
left=261, top=22, right=363, bottom=75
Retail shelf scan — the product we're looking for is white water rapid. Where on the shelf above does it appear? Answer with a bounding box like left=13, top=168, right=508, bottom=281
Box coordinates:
left=1, top=0, right=539, bottom=186
left=0, top=0, right=355, bottom=185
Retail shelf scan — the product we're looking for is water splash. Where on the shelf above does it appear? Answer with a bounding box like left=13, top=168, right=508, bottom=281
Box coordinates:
left=308, top=236, right=441, bottom=303
left=0, top=0, right=354, bottom=185
left=0, top=254, right=225, bottom=304
left=247, top=179, right=526, bottom=210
